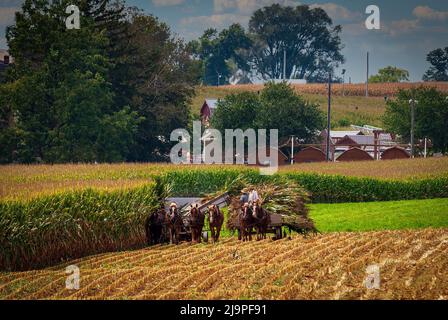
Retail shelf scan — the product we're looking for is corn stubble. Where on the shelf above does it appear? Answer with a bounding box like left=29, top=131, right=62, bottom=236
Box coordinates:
left=1, top=229, right=446, bottom=300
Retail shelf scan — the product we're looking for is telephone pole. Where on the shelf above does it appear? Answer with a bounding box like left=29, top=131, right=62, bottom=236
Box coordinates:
left=326, top=72, right=332, bottom=161
left=366, top=52, right=369, bottom=97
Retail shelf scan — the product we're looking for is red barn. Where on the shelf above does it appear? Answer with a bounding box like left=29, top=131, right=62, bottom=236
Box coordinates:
left=381, top=146, right=410, bottom=160
left=337, top=147, right=373, bottom=162
left=293, top=147, right=326, bottom=163
left=200, top=99, right=218, bottom=126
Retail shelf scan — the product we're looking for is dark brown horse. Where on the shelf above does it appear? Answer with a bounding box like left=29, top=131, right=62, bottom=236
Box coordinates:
left=207, top=205, right=224, bottom=243
left=189, top=204, right=205, bottom=243
left=165, top=204, right=183, bottom=245
left=252, top=202, right=270, bottom=240
left=239, top=204, right=254, bottom=241
left=145, top=206, right=165, bottom=245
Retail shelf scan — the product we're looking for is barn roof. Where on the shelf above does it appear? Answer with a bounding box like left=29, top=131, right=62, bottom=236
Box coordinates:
left=330, top=131, right=363, bottom=138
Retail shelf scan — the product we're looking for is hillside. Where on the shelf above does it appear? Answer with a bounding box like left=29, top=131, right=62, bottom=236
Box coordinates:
left=191, top=82, right=448, bottom=129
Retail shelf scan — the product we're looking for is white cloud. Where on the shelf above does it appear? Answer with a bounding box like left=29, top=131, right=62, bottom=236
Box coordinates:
left=413, top=6, right=448, bottom=21
left=152, top=0, right=185, bottom=7
left=214, top=0, right=300, bottom=14
left=310, top=3, right=361, bottom=21
left=382, top=19, right=420, bottom=36
left=181, top=13, right=250, bottom=29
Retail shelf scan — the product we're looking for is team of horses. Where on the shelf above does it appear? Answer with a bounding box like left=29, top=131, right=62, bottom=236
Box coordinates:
left=145, top=200, right=270, bottom=245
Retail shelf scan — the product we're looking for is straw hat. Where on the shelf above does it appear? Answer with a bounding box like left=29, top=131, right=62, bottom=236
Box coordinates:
left=170, top=202, right=177, bottom=207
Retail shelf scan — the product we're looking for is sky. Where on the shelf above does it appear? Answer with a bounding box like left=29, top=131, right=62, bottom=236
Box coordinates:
left=1, top=0, right=447, bottom=83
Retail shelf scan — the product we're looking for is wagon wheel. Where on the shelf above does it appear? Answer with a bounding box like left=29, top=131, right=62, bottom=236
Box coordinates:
left=275, top=227, right=282, bottom=240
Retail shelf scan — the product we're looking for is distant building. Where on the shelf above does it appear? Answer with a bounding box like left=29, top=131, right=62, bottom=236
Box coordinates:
left=200, top=99, right=218, bottom=126
left=337, top=147, right=374, bottom=162
left=293, top=146, right=326, bottom=163
left=0, top=49, right=12, bottom=80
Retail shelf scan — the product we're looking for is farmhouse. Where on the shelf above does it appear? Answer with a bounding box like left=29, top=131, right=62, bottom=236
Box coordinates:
left=200, top=99, right=218, bottom=126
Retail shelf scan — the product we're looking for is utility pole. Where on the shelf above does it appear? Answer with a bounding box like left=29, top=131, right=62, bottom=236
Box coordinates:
left=283, top=50, right=287, bottom=80
left=366, top=52, right=369, bottom=97
left=342, top=69, right=346, bottom=97
left=326, top=72, right=332, bottom=161
left=409, top=99, right=417, bottom=158
left=290, top=135, right=295, bottom=165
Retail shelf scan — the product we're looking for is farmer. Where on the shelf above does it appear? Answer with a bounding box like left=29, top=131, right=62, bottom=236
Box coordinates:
left=248, top=188, right=259, bottom=205
left=239, top=191, right=249, bottom=206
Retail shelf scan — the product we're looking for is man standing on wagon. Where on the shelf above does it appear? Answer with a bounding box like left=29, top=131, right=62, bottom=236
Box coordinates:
left=248, top=188, right=259, bottom=205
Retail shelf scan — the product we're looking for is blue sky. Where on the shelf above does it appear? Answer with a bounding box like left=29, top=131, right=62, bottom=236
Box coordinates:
left=1, top=0, right=447, bottom=82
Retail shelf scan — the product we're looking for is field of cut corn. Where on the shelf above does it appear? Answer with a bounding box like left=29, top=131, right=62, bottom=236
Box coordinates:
left=1, top=229, right=447, bottom=300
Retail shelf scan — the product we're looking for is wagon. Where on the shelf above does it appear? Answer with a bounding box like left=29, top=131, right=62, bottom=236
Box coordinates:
left=233, top=211, right=284, bottom=240
left=164, top=193, right=230, bottom=243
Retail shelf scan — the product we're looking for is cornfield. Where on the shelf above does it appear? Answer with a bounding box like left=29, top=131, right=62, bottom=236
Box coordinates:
left=1, top=166, right=447, bottom=271
left=218, top=82, right=448, bottom=97
left=1, top=229, right=446, bottom=300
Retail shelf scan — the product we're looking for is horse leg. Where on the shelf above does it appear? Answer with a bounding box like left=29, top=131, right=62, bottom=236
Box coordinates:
left=216, top=225, right=221, bottom=242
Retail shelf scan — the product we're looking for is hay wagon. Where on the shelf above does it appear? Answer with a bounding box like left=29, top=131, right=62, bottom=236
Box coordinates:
left=233, top=211, right=284, bottom=240
left=165, top=192, right=230, bottom=243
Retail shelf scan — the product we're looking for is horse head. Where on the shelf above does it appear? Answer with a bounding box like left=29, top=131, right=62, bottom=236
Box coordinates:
left=252, top=202, right=264, bottom=219
left=241, top=204, right=252, bottom=221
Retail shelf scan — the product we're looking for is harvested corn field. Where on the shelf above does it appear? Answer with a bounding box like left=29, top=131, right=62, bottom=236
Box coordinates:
left=1, top=228, right=447, bottom=300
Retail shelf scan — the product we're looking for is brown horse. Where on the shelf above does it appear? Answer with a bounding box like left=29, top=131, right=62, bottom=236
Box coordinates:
left=208, top=205, right=224, bottom=243
left=252, top=202, right=270, bottom=240
left=165, top=203, right=183, bottom=245
left=239, top=204, right=254, bottom=241
left=145, top=205, right=165, bottom=245
left=189, top=204, right=205, bottom=243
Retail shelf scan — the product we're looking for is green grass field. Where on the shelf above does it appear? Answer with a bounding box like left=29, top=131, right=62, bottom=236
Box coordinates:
left=310, top=198, right=448, bottom=232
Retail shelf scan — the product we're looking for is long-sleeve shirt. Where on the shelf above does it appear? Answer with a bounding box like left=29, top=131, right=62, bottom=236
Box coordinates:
left=248, top=190, right=259, bottom=203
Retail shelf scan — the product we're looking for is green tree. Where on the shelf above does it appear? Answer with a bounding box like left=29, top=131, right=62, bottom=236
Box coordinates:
left=190, top=24, right=251, bottom=85
left=211, top=82, right=325, bottom=142
left=1, top=0, right=199, bottom=163
left=383, top=87, right=448, bottom=153
left=369, top=66, right=410, bottom=83
left=423, top=47, right=448, bottom=82
left=211, top=92, right=259, bottom=131
left=2, top=0, right=141, bottom=163
left=248, top=4, right=344, bottom=82
left=256, top=82, right=325, bottom=140
left=125, top=14, right=198, bottom=161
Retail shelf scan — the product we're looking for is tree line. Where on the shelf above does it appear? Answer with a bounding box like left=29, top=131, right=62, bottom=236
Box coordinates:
left=0, top=1, right=447, bottom=164
left=0, top=0, right=200, bottom=163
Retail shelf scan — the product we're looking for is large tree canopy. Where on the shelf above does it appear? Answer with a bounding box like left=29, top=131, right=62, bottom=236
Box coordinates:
left=189, top=24, right=252, bottom=85
left=423, top=47, right=448, bottom=82
left=383, top=87, right=448, bottom=154
left=248, top=4, right=344, bottom=82
left=211, top=82, right=325, bottom=142
left=369, top=66, right=410, bottom=83
left=0, top=0, right=199, bottom=163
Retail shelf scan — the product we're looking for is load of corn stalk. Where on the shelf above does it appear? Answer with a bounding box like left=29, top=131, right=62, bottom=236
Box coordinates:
left=209, top=175, right=318, bottom=235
